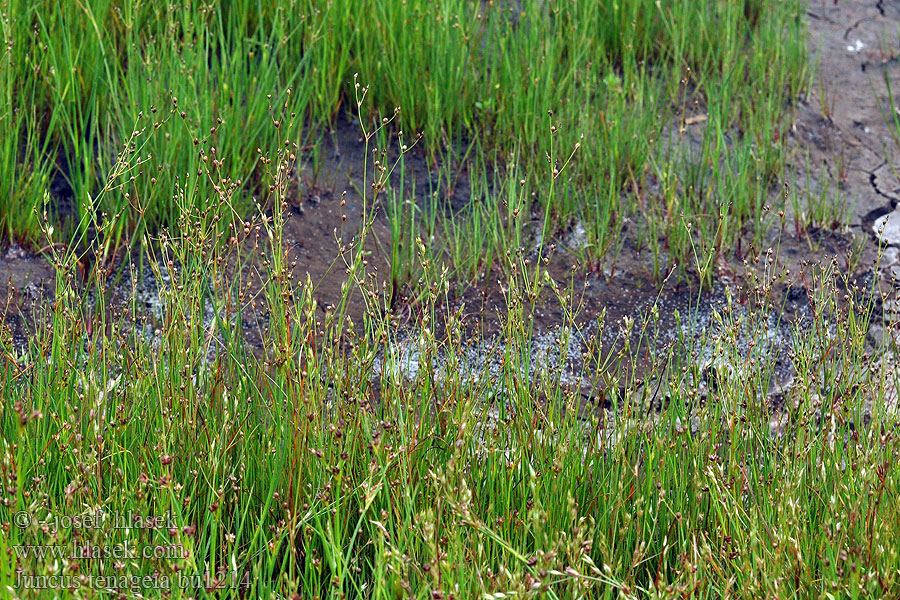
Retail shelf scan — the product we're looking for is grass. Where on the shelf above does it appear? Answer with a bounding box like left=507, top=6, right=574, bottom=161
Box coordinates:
left=2, top=148, right=899, bottom=597
left=1, top=0, right=810, bottom=279
left=3, top=0, right=899, bottom=598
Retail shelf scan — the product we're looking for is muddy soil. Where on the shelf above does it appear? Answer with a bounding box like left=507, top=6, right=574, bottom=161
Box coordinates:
left=799, top=0, right=900, bottom=345
left=799, top=1, right=900, bottom=232
left=2, top=1, right=899, bottom=408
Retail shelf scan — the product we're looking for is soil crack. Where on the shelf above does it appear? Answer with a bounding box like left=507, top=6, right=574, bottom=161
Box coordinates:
left=868, top=162, right=900, bottom=204
left=807, top=10, right=836, bottom=24
left=844, top=16, right=875, bottom=40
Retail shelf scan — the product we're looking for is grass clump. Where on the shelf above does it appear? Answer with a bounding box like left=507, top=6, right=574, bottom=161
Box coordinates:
left=1, top=0, right=809, bottom=280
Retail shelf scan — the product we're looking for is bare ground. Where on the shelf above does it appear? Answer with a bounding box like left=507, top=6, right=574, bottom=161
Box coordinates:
left=2, top=1, right=899, bottom=405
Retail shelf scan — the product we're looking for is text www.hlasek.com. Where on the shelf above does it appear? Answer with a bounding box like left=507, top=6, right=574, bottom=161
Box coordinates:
left=15, top=542, right=187, bottom=561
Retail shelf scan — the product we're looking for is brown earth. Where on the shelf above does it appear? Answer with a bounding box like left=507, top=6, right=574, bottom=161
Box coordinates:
left=2, top=1, right=899, bottom=402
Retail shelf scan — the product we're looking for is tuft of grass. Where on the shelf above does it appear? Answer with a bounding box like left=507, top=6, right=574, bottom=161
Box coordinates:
left=2, top=0, right=809, bottom=283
